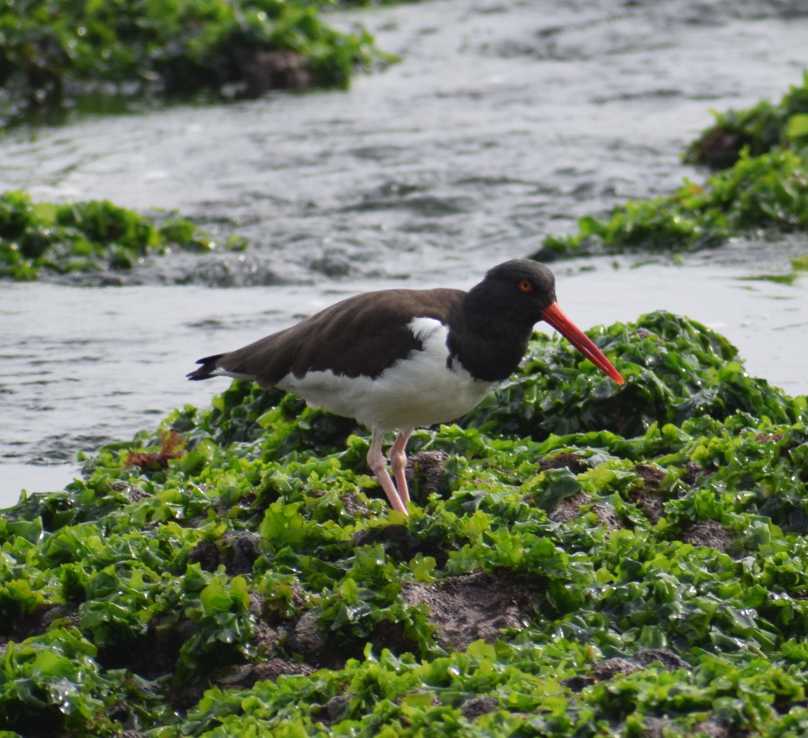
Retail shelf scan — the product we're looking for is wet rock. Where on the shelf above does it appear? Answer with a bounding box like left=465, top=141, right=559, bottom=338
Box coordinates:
left=593, top=657, right=643, bottom=680
left=401, top=570, right=533, bottom=651
left=561, top=675, right=594, bottom=693
left=341, top=492, right=369, bottom=518
left=641, top=717, right=681, bottom=738
left=681, top=461, right=703, bottom=486
left=287, top=610, right=325, bottom=661
left=188, top=540, right=220, bottom=572
left=637, top=492, right=665, bottom=524
left=406, top=450, right=450, bottom=499
left=322, top=694, right=352, bottom=724
left=548, top=492, right=621, bottom=531
left=694, top=126, right=750, bottom=169
left=632, top=328, right=656, bottom=339
left=540, top=452, right=585, bottom=475
left=691, top=720, right=729, bottom=738
left=252, top=620, right=282, bottom=654
left=635, top=464, right=665, bottom=488
left=460, top=695, right=499, bottom=719
left=632, top=648, right=691, bottom=672
left=353, top=524, right=448, bottom=568
left=222, top=531, right=262, bottom=576
left=682, top=520, right=735, bottom=552
left=549, top=491, right=594, bottom=523
left=216, top=659, right=315, bottom=690
left=240, top=51, right=310, bottom=96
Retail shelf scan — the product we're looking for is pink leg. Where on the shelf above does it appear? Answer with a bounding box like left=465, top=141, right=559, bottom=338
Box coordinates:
left=390, top=428, right=414, bottom=508
left=367, top=428, right=408, bottom=515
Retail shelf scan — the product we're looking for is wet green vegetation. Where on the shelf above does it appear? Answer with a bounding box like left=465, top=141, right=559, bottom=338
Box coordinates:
left=685, top=73, right=808, bottom=170
left=0, top=190, right=239, bottom=280
left=3, top=312, right=808, bottom=736
left=538, top=74, right=808, bottom=259
left=0, top=0, right=389, bottom=128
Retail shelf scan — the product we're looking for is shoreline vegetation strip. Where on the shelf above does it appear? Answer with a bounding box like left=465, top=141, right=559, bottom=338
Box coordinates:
left=536, top=73, right=808, bottom=260
left=3, top=311, right=808, bottom=735
left=0, top=0, right=397, bottom=129
left=4, top=77, right=808, bottom=282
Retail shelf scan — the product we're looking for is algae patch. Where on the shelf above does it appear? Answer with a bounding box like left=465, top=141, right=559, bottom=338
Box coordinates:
left=0, top=190, right=241, bottom=281
left=537, top=74, right=808, bottom=259
left=2, top=313, right=808, bottom=736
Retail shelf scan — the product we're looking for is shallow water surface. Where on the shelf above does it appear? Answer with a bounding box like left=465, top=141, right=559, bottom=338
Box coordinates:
left=1, top=0, right=808, bottom=505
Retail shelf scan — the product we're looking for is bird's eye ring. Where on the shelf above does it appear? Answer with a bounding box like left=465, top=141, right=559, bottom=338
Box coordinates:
left=518, top=280, right=533, bottom=293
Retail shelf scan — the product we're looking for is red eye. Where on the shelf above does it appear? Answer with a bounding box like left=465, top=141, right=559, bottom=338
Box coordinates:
left=518, top=280, right=533, bottom=293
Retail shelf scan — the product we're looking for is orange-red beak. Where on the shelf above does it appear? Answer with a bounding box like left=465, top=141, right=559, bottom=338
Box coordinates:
left=539, top=303, right=624, bottom=385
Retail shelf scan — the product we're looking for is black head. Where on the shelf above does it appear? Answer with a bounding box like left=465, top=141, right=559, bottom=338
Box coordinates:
left=467, top=259, right=557, bottom=326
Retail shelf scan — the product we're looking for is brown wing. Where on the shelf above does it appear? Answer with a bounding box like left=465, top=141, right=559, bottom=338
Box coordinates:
left=189, top=288, right=465, bottom=388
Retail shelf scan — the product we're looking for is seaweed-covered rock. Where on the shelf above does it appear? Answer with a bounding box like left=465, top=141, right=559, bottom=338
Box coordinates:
left=464, top=310, right=801, bottom=440
left=0, top=191, right=211, bottom=281
left=2, top=314, right=808, bottom=736
left=0, top=0, right=388, bottom=127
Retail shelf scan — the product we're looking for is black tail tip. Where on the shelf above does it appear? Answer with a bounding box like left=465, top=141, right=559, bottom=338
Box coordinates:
left=187, top=354, right=225, bottom=381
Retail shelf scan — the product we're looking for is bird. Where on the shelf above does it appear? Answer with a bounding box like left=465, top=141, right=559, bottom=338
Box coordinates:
left=187, top=259, right=624, bottom=515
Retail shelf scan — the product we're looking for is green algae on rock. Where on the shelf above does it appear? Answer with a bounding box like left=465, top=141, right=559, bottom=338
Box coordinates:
left=3, top=313, right=808, bottom=736
left=0, top=190, right=224, bottom=280
left=539, top=146, right=808, bottom=258
left=0, top=0, right=388, bottom=128
left=537, top=74, right=808, bottom=259
left=685, top=72, right=808, bottom=170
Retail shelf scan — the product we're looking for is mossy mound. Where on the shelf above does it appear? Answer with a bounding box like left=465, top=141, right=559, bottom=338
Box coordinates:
left=0, top=190, right=232, bottom=280
left=537, top=74, right=808, bottom=259
left=0, top=0, right=389, bottom=127
left=3, top=313, right=808, bottom=736
left=685, top=72, right=808, bottom=169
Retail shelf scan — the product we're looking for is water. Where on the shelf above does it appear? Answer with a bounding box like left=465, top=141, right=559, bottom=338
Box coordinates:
left=2, top=0, right=808, bottom=506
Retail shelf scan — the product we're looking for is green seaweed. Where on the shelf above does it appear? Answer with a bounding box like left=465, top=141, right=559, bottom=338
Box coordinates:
left=538, top=75, right=808, bottom=259
left=0, top=0, right=389, bottom=128
left=685, top=72, right=808, bottom=169
left=0, top=190, right=228, bottom=280
left=3, top=313, right=808, bottom=735
left=540, top=148, right=808, bottom=258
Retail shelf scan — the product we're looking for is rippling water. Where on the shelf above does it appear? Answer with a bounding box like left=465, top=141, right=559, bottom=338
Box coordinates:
left=2, top=0, right=808, bottom=505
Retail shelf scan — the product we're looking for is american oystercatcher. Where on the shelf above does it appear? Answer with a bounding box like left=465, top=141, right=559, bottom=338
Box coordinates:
left=188, top=259, right=623, bottom=515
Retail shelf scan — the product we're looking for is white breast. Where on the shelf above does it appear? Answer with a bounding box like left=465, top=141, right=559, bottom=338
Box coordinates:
left=276, top=317, right=497, bottom=432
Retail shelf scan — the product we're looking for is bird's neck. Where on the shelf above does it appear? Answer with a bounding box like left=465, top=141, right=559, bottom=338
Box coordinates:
left=448, top=290, right=535, bottom=382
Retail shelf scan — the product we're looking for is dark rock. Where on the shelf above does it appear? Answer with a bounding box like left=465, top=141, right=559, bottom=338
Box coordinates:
left=240, top=51, right=310, bottom=97
left=353, top=524, right=448, bottom=568
left=549, top=492, right=594, bottom=523
left=681, top=461, right=703, bottom=486
left=401, top=570, right=533, bottom=651
left=406, top=450, right=450, bottom=499
left=632, top=648, right=691, bottom=672
left=222, top=531, right=262, bottom=576
left=460, top=695, right=498, bottom=719
left=593, top=658, right=642, bottom=681
left=637, top=492, right=665, bottom=524
left=216, top=659, right=315, bottom=690
left=635, top=464, right=665, bottom=488
left=287, top=610, right=325, bottom=661
left=540, top=452, right=585, bottom=475
left=341, top=492, right=369, bottom=518
left=561, top=675, right=594, bottom=693
left=695, top=126, right=750, bottom=169
left=682, top=520, right=734, bottom=552
left=188, top=540, right=220, bottom=572
left=323, top=694, right=352, bottom=723
left=641, top=716, right=681, bottom=738
left=549, top=492, right=621, bottom=531
left=632, top=328, right=655, bottom=339
left=691, top=720, right=729, bottom=738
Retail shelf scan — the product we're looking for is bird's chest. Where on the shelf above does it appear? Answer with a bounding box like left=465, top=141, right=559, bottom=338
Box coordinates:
left=277, top=318, right=498, bottom=431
